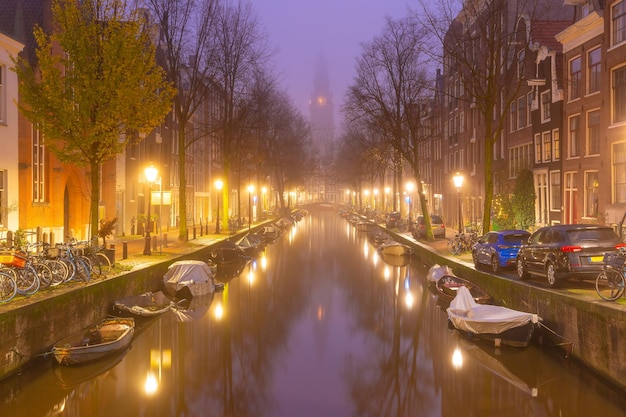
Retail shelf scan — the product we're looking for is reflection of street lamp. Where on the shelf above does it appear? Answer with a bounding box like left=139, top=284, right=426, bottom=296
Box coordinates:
left=144, top=165, right=158, bottom=255
left=453, top=172, right=464, bottom=233
left=247, top=185, right=254, bottom=230
left=215, top=179, right=223, bottom=234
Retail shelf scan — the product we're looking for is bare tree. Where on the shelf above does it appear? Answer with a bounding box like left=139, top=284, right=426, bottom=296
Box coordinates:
left=143, top=0, right=220, bottom=240
left=416, top=0, right=566, bottom=232
left=343, top=16, right=435, bottom=238
left=208, top=0, right=273, bottom=224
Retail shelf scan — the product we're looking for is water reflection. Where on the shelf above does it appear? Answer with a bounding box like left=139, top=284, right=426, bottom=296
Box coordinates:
left=1, top=208, right=626, bottom=416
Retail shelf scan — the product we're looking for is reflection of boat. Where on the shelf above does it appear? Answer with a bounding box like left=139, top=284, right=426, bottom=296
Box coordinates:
left=52, top=318, right=135, bottom=366
left=172, top=293, right=215, bottom=322
left=447, top=286, right=540, bottom=348
left=214, top=261, right=247, bottom=282
left=355, top=221, right=376, bottom=232
left=380, top=252, right=411, bottom=267
left=163, top=260, right=219, bottom=297
left=208, top=241, right=250, bottom=265
left=435, top=273, right=493, bottom=305
left=452, top=332, right=541, bottom=396
left=378, top=240, right=413, bottom=256
left=53, top=346, right=128, bottom=389
left=112, top=291, right=174, bottom=318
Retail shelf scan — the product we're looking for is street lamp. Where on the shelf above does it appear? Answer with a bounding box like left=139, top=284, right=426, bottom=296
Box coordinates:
left=247, top=184, right=254, bottom=230
left=144, top=165, right=158, bottom=255
left=215, top=179, right=223, bottom=234
left=453, top=172, right=464, bottom=233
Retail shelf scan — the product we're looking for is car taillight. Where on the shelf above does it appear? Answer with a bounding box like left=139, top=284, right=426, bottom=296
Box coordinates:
left=616, top=243, right=626, bottom=249
left=560, top=245, right=582, bottom=253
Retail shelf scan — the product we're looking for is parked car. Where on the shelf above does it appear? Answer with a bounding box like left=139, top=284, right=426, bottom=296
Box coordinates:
left=516, top=224, right=625, bottom=288
left=472, top=230, right=530, bottom=272
left=412, top=215, right=446, bottom=239
left=385, top=211, right=402, bottom=229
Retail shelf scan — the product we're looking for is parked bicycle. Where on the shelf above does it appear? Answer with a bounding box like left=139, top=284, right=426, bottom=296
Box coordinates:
left=595, top=247, right=626, bottom=301
left=447, top=231, right=478, bottom=255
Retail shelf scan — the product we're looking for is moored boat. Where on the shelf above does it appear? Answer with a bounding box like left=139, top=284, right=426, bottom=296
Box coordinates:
left=447, top=286, right=540, bottom=348
left=435, top=273, right=493, bottom=305
left=163, top=260, right=219, bottom=298
left=52, top=317, right=135, bottom=366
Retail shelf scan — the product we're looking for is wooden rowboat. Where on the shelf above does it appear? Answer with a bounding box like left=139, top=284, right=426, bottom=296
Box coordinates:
left=52, top=317, right=135, bottom=366
left=435, top=273, right=493, bottom=305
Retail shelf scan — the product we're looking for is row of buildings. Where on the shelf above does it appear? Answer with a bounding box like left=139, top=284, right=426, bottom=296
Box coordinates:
left=423, top=0, right=626, bottom=233
left=345, top=0, right=626, bottom=235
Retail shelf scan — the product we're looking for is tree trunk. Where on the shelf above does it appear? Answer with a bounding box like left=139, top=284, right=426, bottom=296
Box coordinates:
left=178, top=126, right=187, bottom=241
left=90, top=161, right=101, bottom=241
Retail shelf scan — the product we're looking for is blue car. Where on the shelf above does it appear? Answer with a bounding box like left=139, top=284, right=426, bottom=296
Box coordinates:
left=472, top=230, right=531, bottom=272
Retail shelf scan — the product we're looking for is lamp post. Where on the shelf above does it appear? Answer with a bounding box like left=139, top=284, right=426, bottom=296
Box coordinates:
left=247, top=185, right=254, bottom=230
left=143, top=165, right=158, bottom=255
left=215, top=179, right=223, bottom=234
left=453, top=172, right=464, bottom=233
left=406, top=182, right=415, bottom=224
left=385, top=187, right=390, bottom=212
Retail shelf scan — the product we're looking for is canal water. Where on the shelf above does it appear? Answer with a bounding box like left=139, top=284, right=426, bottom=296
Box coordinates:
left=1, top=206, right=626, bottom=417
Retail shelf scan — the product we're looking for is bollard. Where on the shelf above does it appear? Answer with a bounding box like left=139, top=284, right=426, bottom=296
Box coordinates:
left=193, top=227, right=196, bottom=240
left=123, top=241, right=128, bottom=259
left=164, top=234, right=168, bottom=248
left=153, top=235, right=157, bottom=251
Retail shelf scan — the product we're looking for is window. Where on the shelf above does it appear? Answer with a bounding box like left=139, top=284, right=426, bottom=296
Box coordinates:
left=569, top=56, right=582, bottom=100
left=0, top=170, right=4, bottom=226
left=0, top=65, right=4, bottom=123
left=541, top=90, right=551, bottom=122
left=527, top=92, right=533, bottom=126
left=543, top=132, right=552, bottom=162
left=613, top=0, right=626, bottom=46
left=550, top=171, right=561, bottom=210
left=518, top=96, right=525, bottom=129
left=553, top=129, right=560, bottom=161
left=588, top=48, right=601, bottom=94
left=534, top=133, right=541, bottom=163
left=613, top=65, right=626, bottom=123
left=568, top=115, right=580, bottom=157
left=587, top=110, right=600, bottom=155
left=614, top=142, right=626, bottom=204
left=32, top=128, right=45, bottom=203
left=585, top=171, right=599, bottom=217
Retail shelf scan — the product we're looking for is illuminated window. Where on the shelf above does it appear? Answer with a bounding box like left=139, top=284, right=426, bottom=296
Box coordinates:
left=32, top=128, right=46, bottom=203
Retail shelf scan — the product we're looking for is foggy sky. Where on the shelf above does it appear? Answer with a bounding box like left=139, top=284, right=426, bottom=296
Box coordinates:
left=253, top=0, right=412, bottom=129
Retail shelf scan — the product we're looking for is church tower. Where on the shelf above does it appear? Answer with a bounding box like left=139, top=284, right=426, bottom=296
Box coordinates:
left=307, top=53, right=336, bottom=202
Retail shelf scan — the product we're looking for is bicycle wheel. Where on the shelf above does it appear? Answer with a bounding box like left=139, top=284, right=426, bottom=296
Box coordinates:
left=595, top=268, right=625, bottom=301
left=15, top=265, right=40, bottom=295
left=82, top=254, right=101, bottom=278
left=33, top=262, right=53, bottom=289
left=0, top=270, right=17, bottom=303
left=45, top=259, right=68, bottom=286
left=95, top=252, right=112, bottom=274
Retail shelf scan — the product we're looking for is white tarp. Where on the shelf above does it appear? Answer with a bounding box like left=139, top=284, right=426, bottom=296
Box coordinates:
left=447, top=286, right=540, bottom=335
left=163, top=261, right=213, bottom=288
left=426, top=264, right=453, bottom=284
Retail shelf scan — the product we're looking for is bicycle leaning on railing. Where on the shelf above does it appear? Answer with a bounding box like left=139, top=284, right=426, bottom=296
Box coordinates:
left=447, top=231, right=479, bottom=255
left=595, top=247, right=626, bottom=301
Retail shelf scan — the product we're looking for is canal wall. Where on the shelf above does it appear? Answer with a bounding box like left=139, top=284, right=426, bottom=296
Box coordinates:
left=407, top=235, right=626, bottom=391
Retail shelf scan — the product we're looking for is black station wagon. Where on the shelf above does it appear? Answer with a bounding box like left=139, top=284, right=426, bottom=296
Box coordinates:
left=516, top=224, right=625, bottom=288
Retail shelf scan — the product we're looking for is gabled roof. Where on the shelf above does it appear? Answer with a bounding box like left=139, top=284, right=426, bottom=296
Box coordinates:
left=531, top=20, right=572, bottom=53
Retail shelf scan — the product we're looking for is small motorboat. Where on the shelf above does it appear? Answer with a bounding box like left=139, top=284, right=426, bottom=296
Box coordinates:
left=52, top=317, right=135, bottom=366
left=435, top=273, right=493, bottom=305
left=447, top=286, right=541, bottom=348
left=232, top=233, right=264, bottom=258
left=112, top=291, right=174, bottom=318
left=163, top=260, right=220, bottom=298
left=378, top=240, right=413, bottom=256
left=208, top=241, right=250, bottom=265
left=426, top=263, right=454, bottom=285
